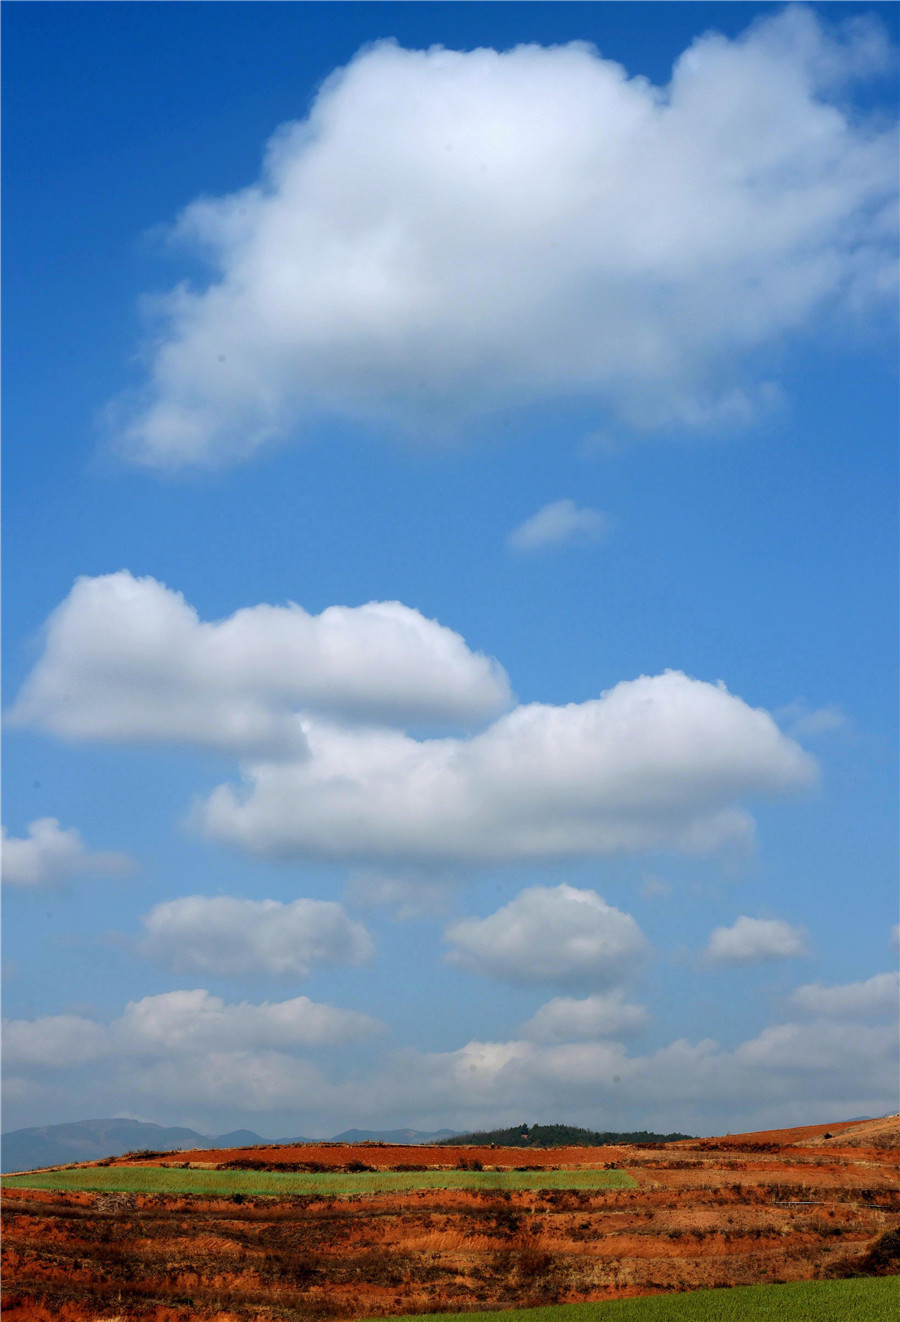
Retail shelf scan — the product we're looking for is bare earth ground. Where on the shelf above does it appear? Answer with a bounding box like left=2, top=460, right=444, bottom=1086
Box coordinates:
left=2, top=1117, right=898, bottom=1322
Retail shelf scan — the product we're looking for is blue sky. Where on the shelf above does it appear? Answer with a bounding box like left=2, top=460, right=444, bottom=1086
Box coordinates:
left=3, top=2, right=898, bottom=1139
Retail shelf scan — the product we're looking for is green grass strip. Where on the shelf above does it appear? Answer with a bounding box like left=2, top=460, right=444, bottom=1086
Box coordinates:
left=2, top=1165, right=635, bottom=1197
left=372, top=1276, right=899, bottom=1322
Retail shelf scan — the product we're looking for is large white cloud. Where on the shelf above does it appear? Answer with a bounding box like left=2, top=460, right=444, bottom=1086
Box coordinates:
left=7, top=581, right=816, bottom=870
left=199, top=671, right=817, bottom=865
left=115, top=989, right=382, bottom=1053
left=445, top=885, right=646, bottom=986
left=790, top=971, right=899, bottom=1017
left=8, top=572, right=510, bottom=757
left=139, top=896, right=374, bottom=979
left=704, top=915, right=809, bottom=966
left=1, top=818, right=134, bottom=889
left=2, top=989, right=382, bottom=1071
left=113, top=8, right=897, bottom=468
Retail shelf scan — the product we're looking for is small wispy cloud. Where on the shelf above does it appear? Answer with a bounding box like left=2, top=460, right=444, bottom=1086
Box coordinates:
left=640, top=875, right=672, bottom=901
left=346, top=871, right=453, bottom=921
left=507, top=499, right=610, bottom=552
left=775, top=699, right=848, bottom=739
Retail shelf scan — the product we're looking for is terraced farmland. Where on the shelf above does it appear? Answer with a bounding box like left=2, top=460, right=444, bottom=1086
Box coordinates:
left=2, top=1117, right=898, bottom=1321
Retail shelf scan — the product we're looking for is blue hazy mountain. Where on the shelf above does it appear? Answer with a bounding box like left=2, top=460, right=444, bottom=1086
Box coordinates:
left=0, top=1118, right=452, bottom=1171
left=0, top=1118, right=269, bottom=1173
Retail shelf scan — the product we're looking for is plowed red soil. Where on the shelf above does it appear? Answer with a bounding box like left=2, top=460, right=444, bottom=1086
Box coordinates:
left=142, top=1143, right=616, bottom=1170
left=3, top=1116, right=898, bottom=1321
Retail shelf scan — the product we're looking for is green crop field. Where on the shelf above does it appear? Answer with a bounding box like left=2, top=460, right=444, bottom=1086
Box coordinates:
left=2, top=1165, right=636, bottom=1197
left=372, top=1277, right=898, bottom=1322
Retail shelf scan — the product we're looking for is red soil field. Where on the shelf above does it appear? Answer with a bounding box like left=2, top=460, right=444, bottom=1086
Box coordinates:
left=3, top=1116, right=898, bottom=1322
left=140, top=1142, right=623, bottom=1171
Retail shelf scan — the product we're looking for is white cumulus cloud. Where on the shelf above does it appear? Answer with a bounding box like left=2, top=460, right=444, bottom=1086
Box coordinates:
left=520, top=990, right=649, bottom=1042
left=2, top=989, right=382, bottom=1071
left=1, top=818, right=134, bottom=889
left=112, top=8, right=897, bottom=468
left=199, top=671, right=816, bottom=865
left=790, top=971, right=899, bottom=1017
left=704, top=915, right=809, bottom=966
left=115, top=989, right=381, bottom=1053
left=445, top=885, right=646, bottom=986
left=507, top=500, right=610, bottom=552
left=139, top=896, right=374, bottom=978
left=8, top=571, right=510, bottom=757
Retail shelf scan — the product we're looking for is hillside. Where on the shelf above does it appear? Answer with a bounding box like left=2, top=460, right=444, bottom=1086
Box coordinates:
left=805, top=1115, right=900, bottom=1149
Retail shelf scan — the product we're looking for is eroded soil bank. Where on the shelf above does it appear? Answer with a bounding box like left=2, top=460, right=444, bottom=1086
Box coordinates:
left=3, top=1119, right=898, bottom=1321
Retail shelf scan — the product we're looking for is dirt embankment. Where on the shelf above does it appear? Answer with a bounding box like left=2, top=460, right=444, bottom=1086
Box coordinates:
left=3, top=1117, right=898, bottom=1322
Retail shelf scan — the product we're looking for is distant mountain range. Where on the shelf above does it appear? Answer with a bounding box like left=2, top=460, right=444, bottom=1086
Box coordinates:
left=0, top=1118, right=457, bottom=1173
left=330, top=1128, right=458, bottom=1144
left=6, top=1113, right=883, bottom=1174
left=0, top=1119, right=293, bottom=1174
